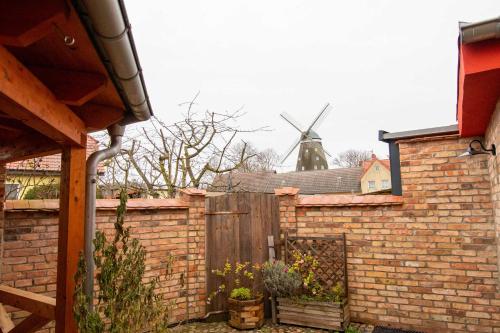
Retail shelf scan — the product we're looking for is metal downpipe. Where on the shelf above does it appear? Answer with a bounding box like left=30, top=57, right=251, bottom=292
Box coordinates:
left=84, top=123, right=125, bottom=309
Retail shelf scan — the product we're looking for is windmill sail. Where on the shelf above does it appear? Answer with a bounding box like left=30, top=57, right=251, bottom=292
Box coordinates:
left=280, top=103, right=331, bottom=171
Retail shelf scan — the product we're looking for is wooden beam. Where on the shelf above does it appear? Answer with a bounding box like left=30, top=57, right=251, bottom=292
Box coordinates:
left=56, top=145, right=86, bottom=333
left=9, top=314, right=51, bottom=333
left=0, top=285, right=56, bottom=320
left=0, top=304, right=15, bottom=332
left=73, top=104, right=125, bottom=132
left=30, top=67, right=107, bottom=106
left=0, top=0, right=67, bottom=47
left=0, top=132, right=60, bottom=163
left=0, top=45, right=86, bottom=146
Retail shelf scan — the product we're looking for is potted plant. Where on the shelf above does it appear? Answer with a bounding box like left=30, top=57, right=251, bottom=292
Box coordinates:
left=263, top=251, right=350, bottom=331
left=208, top=261, right=264, bottom=330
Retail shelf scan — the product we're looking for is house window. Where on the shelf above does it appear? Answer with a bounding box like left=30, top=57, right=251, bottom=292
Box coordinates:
left=314, top=165, right=318, bottom=170
left=368, top=181, right=376, bottom=191
left=375, top=165, right=380, bottom=171
left=381, top=179, right=389, bottom=189
left=315, top=156, right=319, bottom=161
left=5, top=183, right=20, bottom=200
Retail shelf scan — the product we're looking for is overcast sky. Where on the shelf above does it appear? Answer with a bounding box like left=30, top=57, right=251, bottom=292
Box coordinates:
left=125, top=0, right=499, bottom=170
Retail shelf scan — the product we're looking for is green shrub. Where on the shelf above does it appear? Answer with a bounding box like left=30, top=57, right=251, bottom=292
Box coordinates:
left=23, top=184, right=59, bottom=199
left=345, top=325, right=361, bottom=333
left=73, top=190, right=170, bottom=333
left=262, top=260, right=301, bottom=297
left=230, top=287, right=252, bottom=300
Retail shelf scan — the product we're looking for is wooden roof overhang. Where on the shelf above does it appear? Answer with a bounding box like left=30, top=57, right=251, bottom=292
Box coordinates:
left=0, top=1, right=152, bottom=332
left=457, top=18, right=500, bottom=137
left=0, top=0, right=150, bottom=163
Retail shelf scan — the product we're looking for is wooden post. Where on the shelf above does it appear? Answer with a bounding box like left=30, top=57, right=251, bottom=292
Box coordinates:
left=56, top=146, right=86, bottom=333
left=267, top=235, right=275, bottom=262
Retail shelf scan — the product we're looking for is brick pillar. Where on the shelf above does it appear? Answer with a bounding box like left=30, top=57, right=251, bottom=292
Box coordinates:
left=0, top=163, right=5, bottom=281
left=484, top=100, right=500, bottom=288
left=275, top=187, right=299, bottom=237
left=179, top=188, right=206, bottom=319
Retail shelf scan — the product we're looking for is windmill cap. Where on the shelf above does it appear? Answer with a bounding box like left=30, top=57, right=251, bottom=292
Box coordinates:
left=305, top=129, right=321, bottom=140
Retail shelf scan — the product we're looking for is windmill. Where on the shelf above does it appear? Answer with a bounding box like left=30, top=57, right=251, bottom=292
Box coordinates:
left=280, top=103, right=332, bottom=171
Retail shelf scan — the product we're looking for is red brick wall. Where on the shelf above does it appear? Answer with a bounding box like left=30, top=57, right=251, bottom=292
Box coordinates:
left=278, top=135, right=499, bottom=333
left=485, top=100, right=500, bottom=286
left=1, top=190, right=206, bottom=332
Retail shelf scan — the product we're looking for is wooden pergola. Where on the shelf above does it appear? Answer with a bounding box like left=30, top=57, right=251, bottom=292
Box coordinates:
left=0, top=1, right=151, bottom=332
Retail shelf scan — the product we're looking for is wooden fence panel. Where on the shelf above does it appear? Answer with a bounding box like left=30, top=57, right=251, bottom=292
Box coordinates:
left=205, top=193, right=280, bottom=314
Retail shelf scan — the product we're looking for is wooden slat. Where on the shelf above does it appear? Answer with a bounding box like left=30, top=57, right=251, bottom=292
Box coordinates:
left=206, top=193, right=281, bottom=316
left=0, top=0, right=67, bottom=47
left=0, top=303, right=15, bottom=332
left=0, top=132, right=60, bottom=163
left=29, top=66, right=107, bottom=106
left=0, top=45, right=86, bottom=146
left=9, top=314, right=51, bottom=333
left=0, top=285, right=56, bottom=320
left=55, top=146, right=86, bottom=333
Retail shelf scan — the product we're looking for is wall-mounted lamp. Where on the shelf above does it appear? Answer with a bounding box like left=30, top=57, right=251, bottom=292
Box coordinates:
left=459, top=139, right=496, bottom=157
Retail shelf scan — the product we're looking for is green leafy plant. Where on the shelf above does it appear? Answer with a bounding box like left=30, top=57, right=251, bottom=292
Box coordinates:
left=345, top=324, right=361, bottom=333
left=230, top=287, right=252, bottom=300
left=262, top=260, right=301, bottom=297
left=23, top=183, right=59, bottom=199
left=289, top=250, right=323, bottom=297
left=73, top=190, right=170, bottom=333
left=207, top=260, right=262, bottom=304
left=288, top=250, right=345, bottom=303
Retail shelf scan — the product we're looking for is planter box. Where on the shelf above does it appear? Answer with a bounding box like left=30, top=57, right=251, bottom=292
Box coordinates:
left=277, top=297, right=349, bottom=331
left=228, top=296, right=264, bottom=330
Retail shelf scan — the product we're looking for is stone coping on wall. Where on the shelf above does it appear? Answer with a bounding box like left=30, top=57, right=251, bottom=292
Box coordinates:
left=297, top=194, right=404, bottom=207
left=3, top=198, right=190, bottom=211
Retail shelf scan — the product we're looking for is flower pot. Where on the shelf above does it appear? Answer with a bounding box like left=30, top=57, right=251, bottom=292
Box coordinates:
left=227, top=296, right=264, bottom=330
left=277, top=297, right=350, bottom=331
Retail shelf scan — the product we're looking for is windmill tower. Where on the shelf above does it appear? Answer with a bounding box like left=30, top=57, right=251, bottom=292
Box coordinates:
left=280, top=103, right=332, bottom=171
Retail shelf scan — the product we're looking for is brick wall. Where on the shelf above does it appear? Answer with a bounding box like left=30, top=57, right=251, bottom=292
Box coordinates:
left=1, top=190, right=206, bottom=332
left=0, top=163, right=5, bottom=281
left=277, top=135, right=499, bottom=333
left=485, top=99, right=500, bottom=285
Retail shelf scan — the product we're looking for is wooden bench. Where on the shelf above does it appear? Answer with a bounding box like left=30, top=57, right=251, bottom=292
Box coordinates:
left=0, top=285, right=55, bottom=333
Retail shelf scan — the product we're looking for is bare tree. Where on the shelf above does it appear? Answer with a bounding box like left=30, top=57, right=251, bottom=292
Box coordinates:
left=106, top=93, right=265, bottom=198
left=331, top=149, right=371, bottom=168
left=231, top=142, right=280, bottom=173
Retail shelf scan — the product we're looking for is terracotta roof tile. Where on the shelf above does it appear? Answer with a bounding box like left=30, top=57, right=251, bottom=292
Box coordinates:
left=180, top=188, right=206, bottom=196
left=275, top=187, right=300, bottom=196
left=4, top=199, right=189, bottom=211
left=6, top=135, right=105, bottom=173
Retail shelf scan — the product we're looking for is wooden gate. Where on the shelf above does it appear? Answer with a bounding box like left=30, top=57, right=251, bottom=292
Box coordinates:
left=205, top=192, right=280, bottom=314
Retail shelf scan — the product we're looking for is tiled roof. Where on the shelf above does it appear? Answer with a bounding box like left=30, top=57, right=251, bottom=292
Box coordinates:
left=210, top=167, right=363, bottom=195
left=6, top=136, right=104, bottom=173
left=361, top=154, right=390, bottom=176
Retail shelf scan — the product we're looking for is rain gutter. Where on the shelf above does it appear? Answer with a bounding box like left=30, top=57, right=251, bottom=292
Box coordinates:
left=72, top=0, right=153, bottom=309
left=72, top=0, right=153, bottom=123
left=460, top=17, right=500, bottom=44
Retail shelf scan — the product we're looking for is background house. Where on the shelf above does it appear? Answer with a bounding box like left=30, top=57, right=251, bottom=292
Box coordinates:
left=5, top=136, right=102, bottom=199
left=360, top=154, right=391, bottom=193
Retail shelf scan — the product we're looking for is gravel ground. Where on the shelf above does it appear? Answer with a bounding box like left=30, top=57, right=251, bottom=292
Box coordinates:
left=170, top=321, right=374, bottom=333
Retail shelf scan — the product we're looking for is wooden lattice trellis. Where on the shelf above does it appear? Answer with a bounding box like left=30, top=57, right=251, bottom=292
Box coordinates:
left=284, top=232, right=348, bottom=297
